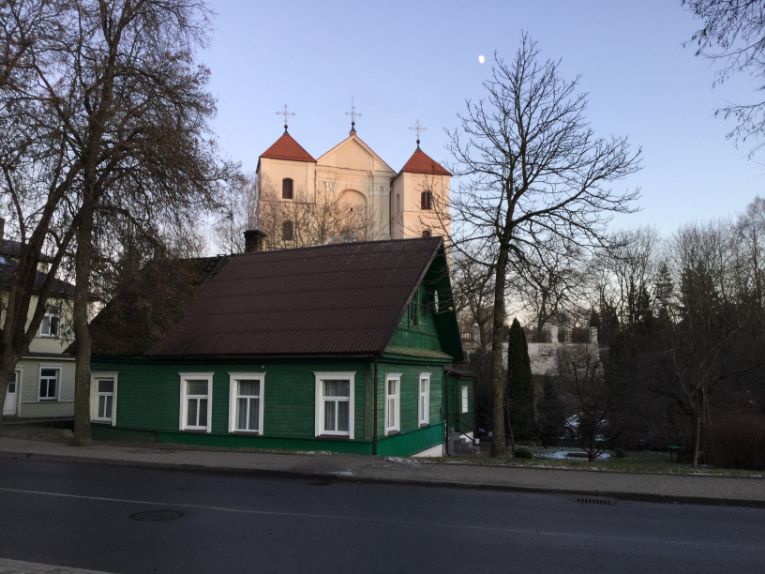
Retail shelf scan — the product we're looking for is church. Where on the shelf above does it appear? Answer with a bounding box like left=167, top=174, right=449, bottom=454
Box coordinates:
left=256, top=118, right=452, bottom=248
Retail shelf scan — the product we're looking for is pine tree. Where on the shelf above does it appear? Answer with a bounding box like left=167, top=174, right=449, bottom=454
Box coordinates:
left=506, top=318, right=536, bottom=441
left=655, top=260, right=675, bottom=325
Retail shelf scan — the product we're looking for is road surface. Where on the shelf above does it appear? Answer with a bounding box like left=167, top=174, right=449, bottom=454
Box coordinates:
left=0, top=459, right=763, bottom=573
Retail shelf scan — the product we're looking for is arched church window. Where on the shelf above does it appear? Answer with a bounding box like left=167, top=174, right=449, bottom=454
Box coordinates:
left=282, top=178, right=294, bottom=200
left=422, top=229, right=432, bottom=238
left=282, top=220, right=294, bottom=241
left=420, top=191, right=433, bottom=210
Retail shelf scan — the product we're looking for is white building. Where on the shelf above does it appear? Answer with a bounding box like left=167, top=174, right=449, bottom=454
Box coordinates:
left=1, top=227, right=75, bottom=419
left=257, top=122, right=452, bottom=246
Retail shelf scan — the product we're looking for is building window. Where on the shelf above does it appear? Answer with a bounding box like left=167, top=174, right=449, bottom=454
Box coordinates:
left=90, top=372, right=117, bottom=424
left=179, top=373, right=213, bottom=433
left=461, top=384, right=469, bottom=414
left=40, top=306, right=60, bottom=337
left=228, top=373, right=265, bottom=434
left=385, top=374, right=401, bottom=435
left=282, top=220, right=294, bottom=241
left=282, top=178, right=294, bottom=200
left=420, top=191, right=433, bottom=210
left=409, top=296, right=419, bottom=327
left=315, top=371, right=355, bottom=438
left=418, top=373, right=430, bottom=426
left=421, top=229, right=432, bottom=238
left=39, top=367, right=60, bottom=400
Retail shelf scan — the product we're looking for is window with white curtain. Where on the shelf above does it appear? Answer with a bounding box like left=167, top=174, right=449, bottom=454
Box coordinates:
left=418, top=373, right=430, bottom=426
left=228, top=373, right=265, bottom=434
left=179, top=373, right=213, bottom=432
left=90, top=372, right=118, bottom=424
left=385, top=373, right=401, bottom=434
left=315, top=372, right=355, bottom=438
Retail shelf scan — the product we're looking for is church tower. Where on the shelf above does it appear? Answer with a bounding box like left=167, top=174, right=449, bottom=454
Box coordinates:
left=256, top=110, right=452, bottom=248
left=391, top=142, right=451, bottom=240
left=256, top=127, right=316, bottom=246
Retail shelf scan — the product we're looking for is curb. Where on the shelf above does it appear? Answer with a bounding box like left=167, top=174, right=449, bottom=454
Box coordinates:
left=2, top=450, right=764, bottom=509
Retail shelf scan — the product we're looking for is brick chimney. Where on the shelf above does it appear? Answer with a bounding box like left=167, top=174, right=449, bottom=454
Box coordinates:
left=243, top=229, right=267, bottom=253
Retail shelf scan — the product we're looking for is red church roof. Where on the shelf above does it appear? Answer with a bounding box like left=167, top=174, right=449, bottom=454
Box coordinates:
left=400, top=147, right=451, bottom=176
left=260, top=131, right=315, bottom=162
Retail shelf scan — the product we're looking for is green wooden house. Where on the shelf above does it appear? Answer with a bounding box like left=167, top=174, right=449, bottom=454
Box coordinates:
left=88, top=237, right=475, bottom=456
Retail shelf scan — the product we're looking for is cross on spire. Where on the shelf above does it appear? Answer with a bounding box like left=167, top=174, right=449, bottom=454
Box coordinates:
left=409, top=118, right=427, bottom=147
left=346, top=97, right=361, bottom=135
left=276, top=104, right=295, bottom=132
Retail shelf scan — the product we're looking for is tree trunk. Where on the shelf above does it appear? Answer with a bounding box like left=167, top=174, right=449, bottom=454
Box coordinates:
left=0, top=357, right=15, bottom=434
left=490, top=249, right=510, bottom=457
left=72, top=199, right=95, bottom=446
left=692, top=413, right=702, bottom=469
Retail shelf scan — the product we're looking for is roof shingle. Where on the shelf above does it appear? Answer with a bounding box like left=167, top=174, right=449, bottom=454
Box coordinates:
left=400, top=147, right=451, bottom=176
left=260, top=131, right=316, bottom=162
left=147, top=238, right=444, bottom=358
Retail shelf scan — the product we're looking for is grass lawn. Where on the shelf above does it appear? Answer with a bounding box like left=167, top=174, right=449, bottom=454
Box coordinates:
left=440, top=447, right=765, bottom=478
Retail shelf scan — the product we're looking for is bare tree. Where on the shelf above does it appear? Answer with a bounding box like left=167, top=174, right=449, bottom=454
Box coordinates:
left=451, top=249, right=495, bottom=351
left=257, top=178, right=376, bottom=250
left=0, top=0, right=232, bottom=442
left=592, top=227, right=660, bottom=328
left=558, top=345, right=612, bottom=462
left=685, top=0, right=765, bottom=151
left=214, top=173, right=258, bottom=254
left=512, top=236, right=588, bottom=337
left=448, top=35, right=641, bottom=456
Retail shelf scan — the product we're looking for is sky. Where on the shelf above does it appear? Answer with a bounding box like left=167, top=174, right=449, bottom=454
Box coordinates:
left=201, top=0, right=764, bottom=243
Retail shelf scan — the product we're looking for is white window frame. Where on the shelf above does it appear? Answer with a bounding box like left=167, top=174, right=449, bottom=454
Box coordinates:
left=418, top=373, right=431, bottom=426
left=384, top=373, right=401, bottom=435
left=38, top=364, right=60, bottom=401
left=314, top=371, right=355, bottom=439
left=90, top=371, right=118, bottom=425
left=179, top=372, right=213, bottom=433
left=461, top=384, right=469, bottom=414
left=39, top=306, right=60, bottom=337
left=228, top=372, right=265, bottom=435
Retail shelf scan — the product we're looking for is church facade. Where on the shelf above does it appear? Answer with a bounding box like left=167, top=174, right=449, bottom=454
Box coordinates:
left=256, top=124, right=452, bottom=248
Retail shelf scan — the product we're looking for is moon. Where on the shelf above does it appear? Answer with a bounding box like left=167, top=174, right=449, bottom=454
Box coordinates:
left=478, top=54, right=486, bottom=64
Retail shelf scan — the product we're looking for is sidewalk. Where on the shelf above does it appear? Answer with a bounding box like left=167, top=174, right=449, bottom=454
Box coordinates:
left=0, top=436, right=763, bottom=506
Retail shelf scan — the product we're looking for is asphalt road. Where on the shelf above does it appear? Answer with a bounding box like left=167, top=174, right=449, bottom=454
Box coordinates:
left=0, top=459, right=763, bottom=574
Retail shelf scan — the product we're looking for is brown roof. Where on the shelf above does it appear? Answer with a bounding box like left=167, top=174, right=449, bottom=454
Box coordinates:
left=0, top=264, right=74, bottom=298
left=0, top=239, right=54, bottom=263
left=88, top=257, right=227, bottom=356
left=260, top=131, right=316, bottom=162
left=147, top=238, right=446, bottom=358
left=400, top=147, right=451, bottom=176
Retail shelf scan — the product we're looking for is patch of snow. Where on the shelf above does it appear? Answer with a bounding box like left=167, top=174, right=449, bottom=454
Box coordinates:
left=331, top=470, right=355, bottom=477
left=384, top=456, right=420, bottom=465
left=534, top=449, right=611, bottom=461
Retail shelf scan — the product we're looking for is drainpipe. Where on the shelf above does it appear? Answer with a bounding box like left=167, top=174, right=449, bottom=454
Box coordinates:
left=444, top=370, right=450, bottom=456
left=372, top=357, right=379, bottom=455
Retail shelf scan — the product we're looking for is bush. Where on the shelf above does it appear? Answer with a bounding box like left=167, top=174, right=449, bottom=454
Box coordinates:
left=613, top=448, right=628, bottom=458
left=708, top=414, right=765, bottom=470
left=514, top=446, right=533, bottom=459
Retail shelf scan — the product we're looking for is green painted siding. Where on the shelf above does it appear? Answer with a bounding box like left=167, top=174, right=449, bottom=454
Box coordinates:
left=377, top=361, right=444, bottom=444
left=447, top=374, right=475, bottom=434
left=91, top=358, right=373, bottom=453
left=91, top=356, right=448, bottom=456
left=385, top=285, right=444, bottom=353
left=376, top=423, right=444, bottom=456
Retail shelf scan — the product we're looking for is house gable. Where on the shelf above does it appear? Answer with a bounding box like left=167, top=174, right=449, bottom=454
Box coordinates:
left=316, top=135, right=395, bottom=175
left=383, top=244, right=463, bottom=362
